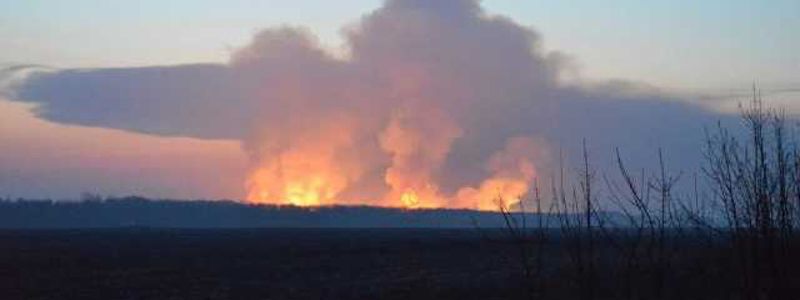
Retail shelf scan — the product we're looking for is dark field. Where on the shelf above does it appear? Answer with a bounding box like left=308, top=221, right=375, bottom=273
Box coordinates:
left=0, top=229, right=533, bottom=300
left=4, top=229, right=799, bottom=300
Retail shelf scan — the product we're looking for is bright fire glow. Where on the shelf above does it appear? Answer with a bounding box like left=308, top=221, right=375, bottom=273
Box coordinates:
left=400, top=190, right=420, bottom=208
left=245, top=129, right=542, bottom=211
left=245, top=115, right=365, bottom=207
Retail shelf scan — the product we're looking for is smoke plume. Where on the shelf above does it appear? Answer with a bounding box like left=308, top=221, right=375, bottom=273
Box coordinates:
left=5, top=0, right=726, bottom=209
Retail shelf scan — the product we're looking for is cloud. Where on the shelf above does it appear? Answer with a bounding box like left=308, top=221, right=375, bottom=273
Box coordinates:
left=3, top=0, right=732, bottom=208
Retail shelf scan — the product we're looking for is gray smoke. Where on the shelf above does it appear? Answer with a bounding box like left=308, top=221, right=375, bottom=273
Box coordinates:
left=4, top=0, right=732, bottom=206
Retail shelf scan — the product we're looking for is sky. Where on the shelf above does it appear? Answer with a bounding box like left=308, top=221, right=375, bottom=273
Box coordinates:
left=2, top=0, right=797, bottom=89
left=0, top=0, right=798, bottom=204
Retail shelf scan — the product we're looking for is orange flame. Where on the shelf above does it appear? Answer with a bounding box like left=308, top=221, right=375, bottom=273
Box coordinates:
left=245, top=136, right=543, bottom=211
left=245, top=115, right=364, bottom=206
left=400, top=190, right=421, bottom=208
left=378, top=107, right=461, bottom=209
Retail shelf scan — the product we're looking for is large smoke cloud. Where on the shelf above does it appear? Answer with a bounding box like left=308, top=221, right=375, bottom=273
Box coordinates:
left=5, top=0, right=729, bottom=209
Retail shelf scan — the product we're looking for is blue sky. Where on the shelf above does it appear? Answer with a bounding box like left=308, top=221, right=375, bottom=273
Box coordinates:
left=1, top=0, right=798, bottom=90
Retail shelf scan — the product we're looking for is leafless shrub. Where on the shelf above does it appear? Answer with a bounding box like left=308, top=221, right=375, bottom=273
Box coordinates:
left=702, top=88, right=797, bottom=298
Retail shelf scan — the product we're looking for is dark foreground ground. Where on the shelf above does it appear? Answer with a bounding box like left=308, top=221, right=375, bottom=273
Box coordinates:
left=4, top=229, right=797, bottom=300
left=0, top=229, right=531, bottom=300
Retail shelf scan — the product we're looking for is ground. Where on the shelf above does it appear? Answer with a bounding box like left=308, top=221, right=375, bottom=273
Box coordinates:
left=0, top=229, right=529, bottom=300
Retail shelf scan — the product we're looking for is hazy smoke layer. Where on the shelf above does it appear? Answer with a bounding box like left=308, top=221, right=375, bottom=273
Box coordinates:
left=6, top=0, right=726, bottom=209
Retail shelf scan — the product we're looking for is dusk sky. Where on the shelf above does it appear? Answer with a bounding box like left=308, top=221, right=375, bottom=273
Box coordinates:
left=3, top=0, right=798, bottom=89
left=1, top=0, right=798, bottom=206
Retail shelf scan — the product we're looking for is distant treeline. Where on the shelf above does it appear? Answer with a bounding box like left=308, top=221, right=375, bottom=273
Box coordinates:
left=0, top=196, right=577, bottom=228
